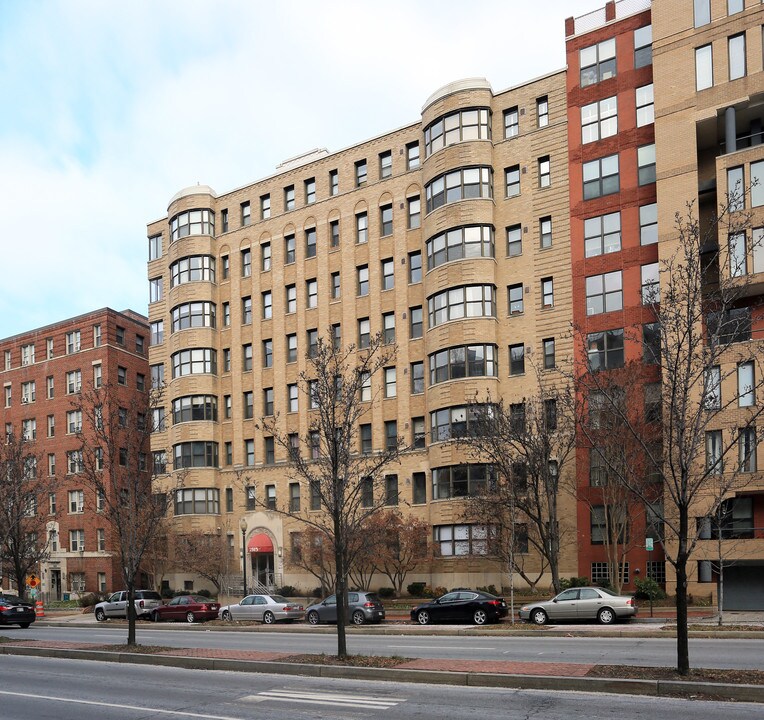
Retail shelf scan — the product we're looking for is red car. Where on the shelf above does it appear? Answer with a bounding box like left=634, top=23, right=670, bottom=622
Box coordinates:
left=149, top=595, right=220, bottom=623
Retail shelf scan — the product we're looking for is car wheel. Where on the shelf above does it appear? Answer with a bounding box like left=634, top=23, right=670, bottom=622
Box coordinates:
left=416, top=610, right=430, bottom=625
left=186, top=611, right=196, bottom=623
left=351, top=610, right=365, bottom=626
left=597, top=607, right=616, bottom=625
left=307, top=611, right=320, bottom=626
left=18, top=622, right=31, bottom=629
left=262, top=611, right=275, bottom=625
left=221, top=610, right=231, bottom=621
left=531, top=608, right=548, bottom=626
left=473, top=609, right=488, bottom=625
left=95, top=608, right=106, bottom=622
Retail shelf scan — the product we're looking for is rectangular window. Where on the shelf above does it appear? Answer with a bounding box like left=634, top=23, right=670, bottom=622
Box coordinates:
left=286, top=334, right=297, bottom=362
left=729, top=33, right=746, bottom=80
left=289, top=482, right=300, bottom=511
left=358, top=318, right=370, bottom=349
left=739, top=427, right=757, bottom=472
left=243, top=392, right=254, bottom=420
left=583, top=154, right=619, bottom=199
left=641, top=262, right=660, bottom=304
left=638, top=144, right=656, bottom=185
left=244, top=439, right=255, bottom=467
left=385, top=474, right=398, bottom=505
left=729, top=232, right=747, bottom=277
left=405, top=195, right=422, bottom=231
left=242, top=296, right=252, bottom=324
left=413, top=472, right=426, bottom=504
left=408, top=251, right=422, bottom=283
left=221, top=256, right=229, bottom=279
left=262, top=339, right=273, bottom=368
left=331, top=323, right=341, bottom=350
left=265, top=485, right=276, bottom=510
left=543, top=338, right=555, bottom=369
left=66, top=330, right=81, bottom=354
left=706, top=430, right=723, bottom=474
left=330, top=219, right=340, bottom=248
left=47, top=337, right=55, bottom=357
left=359, top=370, right=371, bottom=402
left=704, top=365, right=722, bottom=410
left=508, top=283, right=524, bottom=315
left=355, top=159, right=367, bottom=187
left=329, top=169, right=339, bottom=196
left=305, top=228, right=317, bottom=258
left=305, top=177, right=316, bottom=204
left=356, top=212, right=368, bottom=243
left=541, top=277, right=554, bottom=308
left=285, top=284, right=296, bottom=313
left=634, top=24, right=652, bottom=68
left=241, top=249, right=251, bottom=277
left=284, top=185, right=295, bottom=211
left=585, top=211, right=621, bottom=257
left=360, top=477, right=373, bottom=507
left=307, top=329, right=318, bottom=358
left=695, top=0, right=710, bottom=26
left=284, top=234, right=295, bottom=263
left=728, top=166, right=745, bottom=211
left=410, top=306, right=423, bottom=339
left=636, top=84, right=654, bottom=127
left=507, top=224, right=522, bottom=256
left=586, top=272, right=623, bottom=316
left=331, top=271, right=341, bottom=299
left=382, top=312, right=396, bottom=344
left=288, top=383, right=298, bottom=412
left=384, top=421, right=398, bottom=452
left=580, top=37, right=616, bottom=87
left=242, top=343, right=253, bottom=371
left=360, top=424, right=372, bottom=454
left=221, top=209, right=228, bottom=232
left=264, top=437, right=275, bottom=465
left=640, top=203, right=658, bottom=245
left=537, top=96, right=548, bottom=127
left=504, top=106, right=519, bottom=138
left=738, top=361, right=755, bottom=407
left=379, top=151, right=392, bottom=179
left=509, top=344, right=525, bottom=375
left=581, top=96, right=617, bottom=144
left=384, top=367, right=397, bottom=398
left=357, top=265, right=369, bottom=296
left=380, top=204, right=393, bottom=236
left=728, top=0, right=743, bottom=14
left=539, top=216, right=552, bottom=248
left=260, top=194, right=270, bottom=219
left=241, top=201, right=251, bottom=226
left=148, top=234, right=162, bottom=260
left=696, top=44, right=713, bottom=90
left=505, top=165, right=520, bottom=197
left=538, top=156, right=550, bottom=188
left=381, top=258, right=394, bottom=290
left=587, top=328, right=625, bottom=370
left=306, top=279, right=318, bottom=308
left=261, top=242, right=271, bottom=271
left=262, top=291, right=272, bottom=319
left=406, top=142, right=420, bottom=170
left=645, top=383, right=662, bottom=424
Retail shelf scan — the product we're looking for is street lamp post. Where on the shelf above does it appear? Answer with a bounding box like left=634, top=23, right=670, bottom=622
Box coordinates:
left=239, top=518, right=248, bottom=595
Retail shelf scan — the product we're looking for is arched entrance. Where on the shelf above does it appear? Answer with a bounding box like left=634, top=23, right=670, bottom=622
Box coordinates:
left=247, top=532, right=275, bottom=589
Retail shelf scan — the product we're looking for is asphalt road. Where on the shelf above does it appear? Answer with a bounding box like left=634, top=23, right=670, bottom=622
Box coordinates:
left=8, top=623, right=764, bottom=670
left=1, top=654, right=761, bottom=720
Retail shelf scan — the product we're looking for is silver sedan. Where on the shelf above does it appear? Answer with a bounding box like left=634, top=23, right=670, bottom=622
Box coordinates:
left=518, top=587, right=637, bottom=625
left=218, top=594, right=304, bottom=624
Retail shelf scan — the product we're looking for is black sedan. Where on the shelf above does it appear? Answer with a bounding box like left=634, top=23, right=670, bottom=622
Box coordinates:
left=0, top=594, right=35, bottom=628
left=411, top=590, right=508, bottom=625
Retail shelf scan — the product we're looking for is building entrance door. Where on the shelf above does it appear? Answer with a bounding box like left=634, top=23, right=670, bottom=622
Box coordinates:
left=254, top=552, right=274, bottom=588
left=50, top=569, right=61, bottom=601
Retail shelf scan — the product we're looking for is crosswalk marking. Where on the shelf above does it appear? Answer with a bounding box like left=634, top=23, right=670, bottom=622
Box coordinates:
left=243, top=688, right=405, bottom=710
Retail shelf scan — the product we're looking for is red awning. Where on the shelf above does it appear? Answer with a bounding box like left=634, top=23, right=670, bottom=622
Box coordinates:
left=247, top=533, right=274, bottom=554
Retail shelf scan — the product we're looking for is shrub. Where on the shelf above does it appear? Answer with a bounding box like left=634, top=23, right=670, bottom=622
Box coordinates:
left=196, top=589, right=212, bottom=598
left=407, top=582, right=426, bottom=597
left=311, top=587, right=323, bottom=598
left=433, top=586, right=448, bottom=598
left=477, top=584, right=498, bottom=595
left=634, top=577, right=667, bottom=601
left=559, top=576, right=590, bottom=590
left=161, top=587, right=175, bottom=599
left=172, top=590, right=192, bottom=597
left=78, top=592, right=106, bottom=608
left=277, top=585, right=298, bottom=597
left=377, top=587, right=395, bottom=599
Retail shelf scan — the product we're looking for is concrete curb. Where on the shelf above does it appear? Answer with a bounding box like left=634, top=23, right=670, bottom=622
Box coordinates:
left=2, top=644, right=763, bottom=702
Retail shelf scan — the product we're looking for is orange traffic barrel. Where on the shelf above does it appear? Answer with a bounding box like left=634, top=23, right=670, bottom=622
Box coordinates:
left=35, top=601, right=44, bottom=617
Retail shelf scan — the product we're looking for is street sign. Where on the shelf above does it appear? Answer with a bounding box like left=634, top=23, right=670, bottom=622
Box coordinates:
left=645, top=537, right=654, bottom=552
left=26, top=574, right=40, bottom=588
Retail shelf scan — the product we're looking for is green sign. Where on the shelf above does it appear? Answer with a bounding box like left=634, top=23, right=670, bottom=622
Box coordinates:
left=645, top=537, right=654, bottom=552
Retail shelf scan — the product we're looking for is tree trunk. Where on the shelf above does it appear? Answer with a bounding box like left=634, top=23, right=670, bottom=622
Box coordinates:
left=126, top=584, right=136, bottom=647
left=333, top=513, right=347, bottom=658
left=675, top=555, right=690, bottom=675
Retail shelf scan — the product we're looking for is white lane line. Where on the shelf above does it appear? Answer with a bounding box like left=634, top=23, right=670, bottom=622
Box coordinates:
left=246, top=688, right=405, bottom=709
left=259, top=689, right=406, bottom=702
left=0, top=689, right=243, bottom=720
left=387, top=644, right=496, bottom=650
left=246, top=695, right=397, bottom=709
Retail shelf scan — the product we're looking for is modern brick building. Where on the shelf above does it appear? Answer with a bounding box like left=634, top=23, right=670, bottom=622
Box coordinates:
left=0, top=308, right=149, bottom=599
left=147, top=0, right=764, bottom=607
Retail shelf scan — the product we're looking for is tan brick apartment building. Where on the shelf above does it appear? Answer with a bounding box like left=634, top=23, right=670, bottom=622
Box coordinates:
left=147, top=0, right=764, bottom=607
left=0, top=309, right=149, bottom=599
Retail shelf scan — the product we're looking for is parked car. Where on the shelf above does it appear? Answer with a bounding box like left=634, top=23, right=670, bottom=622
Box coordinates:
left=305, top=591, right=385, bottom=625
left=150, top=594, right=220, bottom=623
left=219, top=594, right=304, bottom=624
left=0, top=594, right=35, bottom=628
left=94, top=590, right=163, bottom=621
left=518, top=587, right=637, bottom=625
left=411, top=590, right=508, bottom=625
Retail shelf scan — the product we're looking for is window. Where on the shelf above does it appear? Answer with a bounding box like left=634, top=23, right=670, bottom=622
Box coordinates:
left=92, top=365, right=102, bottom=389
left=696, top=44, right=713, bottom=90
left=286, top=334, right=297, bottom=362
left=710, top=497, right=754, bottom=539
left=256, top=195, right=269, bottom=222
left=412, top=472, right=427, bottom=504
left=69, top=490, right=84, bottom=513
left=305, top=228, right=317, bottom=259
left=541, top=277, right=554, bottom=308
left=428, top=285, right=496, bottom=326
left=66, top=330, right=81, bottom=354
left=728, top=166, right=745, bottom=211
left=379, top=151, right=392, bottom=179
left=738, top=361, right=755, bottom=407
left=729, top=33, right=746, bottom=80
left=581, top=96, right=617, bottom=143
left=262, top=291, right=272, bottom=320
left=70, top=529, right=85, bottom=552
left=264, top=436, right=275, bottom=465
left=360, top=424, right=372, bottom=454
left=380, top=204, right=393, bottom=236
left=506, top=224, right=522, bottom=257
left=242, top=296, right=252, bottom=324
left=171, top=301, right=216, bottom=332
left=708, top=306, right=752, bottom=344
left=20, top=344, right=34, bottom=366
left=640, top=204, right=658, bottom=245
left=587, top=328, right=625, bottom=370
left=739, top=427, right=757, bottom=472
left=580, top=38, right=616, bottom=87
left=170, top=209, right=214, bottom=240
left=358, top=318, right=371, bottom=349
left=284, top=185, right=295, bottom=211
left=583, top=154, right=619, bottom=199
left=242, top=343, right=253, bottom=371
left=425, top=166, right=493, bottom=212
left=288, top=383, right=298, bottom=412
left=261, top=243, right=271, bottom=271
left=307, top=328, right=318, bottom=358
left=220, top=209, right=228, bottom=232
left=47, top=337, right=55, bottom=357
left=636, top=84, right=654, bottom=127
left=408, top=360, right=424, bottom=394
left=539, top=216, right=552, bottom=249
left=4, top=386, right=10, bottom=407
left=537, top=96, right=548, bottom=127
left=21, top=380, right=35, bottom=403
left=509, top=344, right=525, bottom=375
left=330, top=219, right=340, bottom=248
left=384, top=474, right=398, bottom=505
left=728, top=0, right=743, bottom=14
left=285, top=285, right=296, bottom=313
left=357, top=265, right=369, bottom=296
left=382, top=312, right=396, bottom=344
left=329, top=169, right=339, bottom=196
left=288, top=482, right=300, bottom=511
left=355, top=159, right=367, bottom=186
left=584, top=212, right=621, bottom=258
left=425, top=108, right=491, bottom=156
left=538, top=156, right=550, bottom=188
left=306, top=279, right=318, bottom=308
left=67, top=450, right=83, bottom=474
left=505, top=165, right=520, bottom=197
left=408, top=251, right=422, bottom=283
left=96, top=528, right=106, bottom=552
left=360, top=477, right=373, bottom=507
left=384, top=367, right=396, bottom=398
left=508, top=283, right=524, bottom=315
left=241, top=201, right=251, bottom=225
left=151, top=363, right=164, bottom=389
left=543, top=338, right=556, bottom=369
left=381, top=258, right=394, bottom=290
left=47, top=414, right=54, bottom=438
left=331, top=271, right=341, bottom=299
left=174, top=487, right=220, bottom=514
left=150, top=320, right=164, bottom=346
left=634, top=24, right=652, bottom=68
left=171, top=349, right=216, bottom=377
left=171, top=395, right=217, bottom=425
left=224, top=395, right=232, bottom=418
left=638, top=144, right=656, bottom=185
left=304, top=177, right=316, bottom=205
left=359, top=370, right=371, bottom=402
left=406, top=141, right=420, bottom=169
left=426, top=225, right=494, bottom=269
left=704, top=365, right=722, bottom=410
left=694, top=0, right=710, bottom=27
left=149, top=234, right=162, bottom=260
left=643, top=323, right=661, bottom=365
left=221, top=256, right=230, bottom=279
left=67, top=410, right=82, bottom=434
left=432, top=465, right=494, bottom=501
left=645, top=383, right=662, bottom=424
left=241, top=249, right=252, bottom=277
left=356, top=212, right=368, bottom=243
left=429, top=344, right=497, bottom=385
left=331, top=323, right=341, bottom=350
left=21, top=418, right=36, bottom=441
left=410, top=306, right=423, bottom=339
left=641, top=263, right=660, bottom=304
left=67, top=370, right=82, bottom=393
left=284, top=233, right=296, bottom=264
left=586, top=271, right=622, bottom=315
left=706, top=430, right=723, bottom=474
left=504, top=106, right=519, bottom=138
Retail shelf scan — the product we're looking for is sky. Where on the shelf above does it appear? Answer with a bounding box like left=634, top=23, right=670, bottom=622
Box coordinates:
left=0, top=0, right=596, bottom=340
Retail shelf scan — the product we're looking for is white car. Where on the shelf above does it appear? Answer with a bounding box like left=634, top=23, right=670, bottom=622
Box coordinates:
left=94, top=590, right=163, bottom=621
left=219, top=594, right=304, bottom=624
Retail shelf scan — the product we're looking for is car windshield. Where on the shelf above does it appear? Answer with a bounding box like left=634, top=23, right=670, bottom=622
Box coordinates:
left=269, top=595, right=288, bottom=603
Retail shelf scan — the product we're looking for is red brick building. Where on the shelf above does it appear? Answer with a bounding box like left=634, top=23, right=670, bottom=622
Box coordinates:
left=0, top=308, right=148, bottom=599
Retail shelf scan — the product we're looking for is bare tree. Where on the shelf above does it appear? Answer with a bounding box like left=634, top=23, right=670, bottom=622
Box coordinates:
left=71, top=381, right=175, bottom=646
left=260, top=332, right=402, bottom=657
left=575, top=198, right=764, bottom=675
left=0, top=432, right=55, bottom=601
left=173, top=527, right=236, bottom=595
left=375, top=510, right=430, bottom=596
left=288, top=527, right=336, bottom=596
